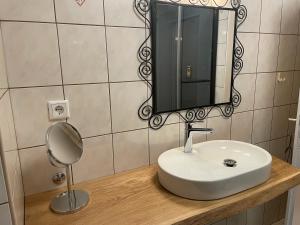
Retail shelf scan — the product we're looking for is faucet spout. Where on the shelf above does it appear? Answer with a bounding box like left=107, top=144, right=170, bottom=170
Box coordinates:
left=184, top=122, right=213, bottom=152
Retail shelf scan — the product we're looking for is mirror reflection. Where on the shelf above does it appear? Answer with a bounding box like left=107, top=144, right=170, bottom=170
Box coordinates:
left=151, top=1, right=236, bottom=113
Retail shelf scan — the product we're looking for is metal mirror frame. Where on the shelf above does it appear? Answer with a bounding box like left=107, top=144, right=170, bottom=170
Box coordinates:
left=136, top=0, right=247, bottom=130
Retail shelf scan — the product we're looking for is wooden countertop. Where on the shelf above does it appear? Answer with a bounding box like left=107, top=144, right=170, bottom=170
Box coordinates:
left=25, top=157, right=300, bottom=225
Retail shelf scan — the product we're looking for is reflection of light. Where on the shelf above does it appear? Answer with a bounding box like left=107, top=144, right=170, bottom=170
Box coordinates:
left=221, top=146, right=227, bottom=150
left=244, top=153, right=251, bottom=157
left=234, top=150, right=241, bottom=153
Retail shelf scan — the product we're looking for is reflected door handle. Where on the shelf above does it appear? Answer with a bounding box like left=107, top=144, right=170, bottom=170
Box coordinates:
left=186, top=66, right=192, bottom=78
left=289, top=118, right=297, bottom=122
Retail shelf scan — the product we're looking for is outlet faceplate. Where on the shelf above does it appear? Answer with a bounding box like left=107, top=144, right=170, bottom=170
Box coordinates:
left=48, top=100, right=70, bottom=120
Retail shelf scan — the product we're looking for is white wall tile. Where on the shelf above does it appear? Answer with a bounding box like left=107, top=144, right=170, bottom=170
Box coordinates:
left=0, top=0, right=55, bottom=22
left=292, top=71, right=300, bottom=102
left=264, top=197, right=281, bottom=225
left=271, top=105, right=290, bottom=139
left=113, top=129, right=149, bottom=173
left=104, top=0, right=144, bottom=27
left=235, top=74, right=256, bottom=113
left=252, top=108, right=273, bottom=144
left=227, top=211, right=247, bottom=225
left=0, top=26, right=8, bottom=90
left=274, top=72, right=293, bottom=106
left=281, top=0, right=300, bottom=34
left=254, top=73, right=276, bottom=109
left=1, top=22, right=61, bottom=87
left=277, top=35, right=298, bottom=71
left=110, top=81, right=148, bottom=132
left=54, top=0, right=104, bottom=25
left=0, top=204, right=12, bottom=225
left=0, top=159, right=8, bottom=204
left=256, top=141, right=270, bottom=151
left=0, top=92, right=17, bottom=152
left=238, top=33, right=259, bottom=74
left=295, top=36, right=300, bottom=70
left=238, top=0, right=261, bottom=33
left=19, top=146, right=65, bottom=196
left=65, top=84, right=111, bottom=138
left=106, top=27, right=145, bottom=82
left=257, top=34, right=280, bottom=73
left=231, top=111, right=253, bottom=143
left=207, top=116, right=231, bottom=141
left=73, top=134, right=114, bottom=183
left=149, top=123, right=179, bottom=163
left=10, top=86, right=64, bottom=148
left=260, top=0, right=283, bottom=33
left=58, top=24, right=108, bottom=84
left=269, top=137, right=288, bottom=160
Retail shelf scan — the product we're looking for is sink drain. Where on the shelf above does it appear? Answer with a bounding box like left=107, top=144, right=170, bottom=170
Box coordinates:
left=224, top=159, right=237, bottom=167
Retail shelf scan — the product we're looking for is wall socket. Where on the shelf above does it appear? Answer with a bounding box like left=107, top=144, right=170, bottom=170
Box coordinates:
left=48, top=100, right=70, bottom=121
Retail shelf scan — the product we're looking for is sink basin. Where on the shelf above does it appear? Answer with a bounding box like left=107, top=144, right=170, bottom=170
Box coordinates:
left=158, top=140, right=272, bottom=200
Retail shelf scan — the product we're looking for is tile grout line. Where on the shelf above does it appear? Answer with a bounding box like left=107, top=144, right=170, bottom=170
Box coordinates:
left=102, top=0, right=116, bottom=174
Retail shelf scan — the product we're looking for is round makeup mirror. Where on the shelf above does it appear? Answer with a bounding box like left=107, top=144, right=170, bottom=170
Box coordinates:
left=46, top=122, right=89, bottom=214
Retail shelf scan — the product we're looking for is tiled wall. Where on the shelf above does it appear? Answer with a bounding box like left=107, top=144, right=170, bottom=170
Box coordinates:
left=0, top=24, right=24, bottom=225
left=0, top=0, right=299, bottom=225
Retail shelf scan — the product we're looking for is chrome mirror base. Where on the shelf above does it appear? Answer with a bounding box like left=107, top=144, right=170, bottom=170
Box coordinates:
left=50, top=190, right=89, bottom=214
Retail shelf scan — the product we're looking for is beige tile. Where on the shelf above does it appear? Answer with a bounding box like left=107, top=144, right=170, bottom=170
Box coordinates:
left=256, top=141, right=270, bottom=151
left=179, top=121, right=207, bottom=146
left=231, top=111, right=253, bottom=143
left=260, top=0, right=283, bottom=33
left=10, top=86, right=64, bottom=148
left=1, top=22, right=61, bottom=87
left=269, top=137, right=288, bottom=160
left=208, top=219, right=227, bottom=225
left=234, top=74, right=256, bottom=113
left=238, top=0, right=261, bottom=33
left=55, top=0, right=104, bottom=25
left=0, top=27, right=8, bottom=90
left=292, top=71, right=300, bottom=103
left=0, top=204, right=12, bottom=225
left=104, top=0, right=144, bottom=27
left=257, top=34, right=280, bottom=73
left=271, top=105, right=290, bottom=139
left=278, top=193, right=288, bottom=220
left=58, top=24, right=108, bottom=84
left=0, top=0, right=55, bottom=22
left=113, top=129, right=149, bottom=173
left=238, top=33, right=259, bottom=74
left=149, top=123, right=179, bottom=164
left=281, top=0, right=300, bottom=34
left=288, top=104, right=297, bottom=135
left=1, top=151, right=18, bottom=199
left=252, top=108, right=273, bottom=144
left=19, top=146, right=66, bottom=195
left=274, top=72, right=293, bottom=106
left=65, top=84, right=111, bottom=138
left=295, top=37, right=300, bottom=70
left=278, top=35, right=298, bottom=71
left=10, top=153, right=24, bottom=225
left=110, top=82, right=148, bottom=132
left=263, top=197, right=281, bottom=225
left=207, top=116, right=231, bottom=141
left=227, top=211, right=247, bottom=225
left=0, top=159, right=8, bottom=203
left=73, top=135, right=114, bottom=183
left=247, top=205, right=264, bottom=225
left=254, top=73, right=276, bottom=109
left=106, top=27, right=145, bottom=82
left=0, top=92, right=17, bottom=152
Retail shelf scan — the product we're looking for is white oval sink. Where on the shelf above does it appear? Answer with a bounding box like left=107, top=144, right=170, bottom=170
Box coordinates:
left=158, top=140, right=272, bottom=200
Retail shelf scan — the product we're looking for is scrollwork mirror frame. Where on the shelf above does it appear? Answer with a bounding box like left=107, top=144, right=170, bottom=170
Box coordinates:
left=135, top=0, right=247, bottom=130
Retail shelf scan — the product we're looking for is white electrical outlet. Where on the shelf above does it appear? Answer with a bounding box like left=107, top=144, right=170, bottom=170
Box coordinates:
left=48, top=100, right=70, bottom=121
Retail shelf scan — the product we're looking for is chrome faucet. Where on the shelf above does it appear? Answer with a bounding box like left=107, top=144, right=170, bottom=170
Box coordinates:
left=184, top=122, right=213, bottom=151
